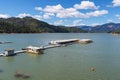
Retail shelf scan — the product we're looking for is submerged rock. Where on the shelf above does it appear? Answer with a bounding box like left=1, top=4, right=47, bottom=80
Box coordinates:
left=14, top=71, right=23, bottom=78
left=14, top=70, right=30, bottom=79
left=22, top=74, right=30, bottom=79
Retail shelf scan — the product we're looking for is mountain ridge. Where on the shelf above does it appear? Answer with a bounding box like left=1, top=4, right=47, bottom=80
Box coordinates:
left=0, top=17, right=86, bottom=33
left=76, top=22, right=120, bottom=33
left=0, top=16, right=120, bottom=33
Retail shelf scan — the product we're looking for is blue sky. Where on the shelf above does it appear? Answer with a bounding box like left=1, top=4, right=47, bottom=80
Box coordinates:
left=0, top=0, right=120, bottom=26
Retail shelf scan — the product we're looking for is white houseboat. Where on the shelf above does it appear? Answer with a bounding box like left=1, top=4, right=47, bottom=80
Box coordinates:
left=3, top=48, right=16, bottom=56
left=22, top=46, right=43, bottom=54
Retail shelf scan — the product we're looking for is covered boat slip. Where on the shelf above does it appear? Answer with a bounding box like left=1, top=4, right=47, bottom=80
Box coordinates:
left=49, top=38, right=92, bottom=45
left=49, top=39, right=79, bottom=45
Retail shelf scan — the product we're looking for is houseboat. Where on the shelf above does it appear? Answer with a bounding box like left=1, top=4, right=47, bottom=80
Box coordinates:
left=22, top=46, right=43, bottom=54
left=3, top=48, right=16, bottom=56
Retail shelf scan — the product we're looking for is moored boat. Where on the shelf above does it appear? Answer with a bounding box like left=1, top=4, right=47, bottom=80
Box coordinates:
left=22, top=46, right=43, bottom=54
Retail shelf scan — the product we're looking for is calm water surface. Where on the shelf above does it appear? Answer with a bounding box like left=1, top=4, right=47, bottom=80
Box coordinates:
left=0, top=33, right=120, bottom=80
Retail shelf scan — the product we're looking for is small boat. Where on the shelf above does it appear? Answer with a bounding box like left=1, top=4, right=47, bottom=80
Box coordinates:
left=2, top=48, right=16, bottom=56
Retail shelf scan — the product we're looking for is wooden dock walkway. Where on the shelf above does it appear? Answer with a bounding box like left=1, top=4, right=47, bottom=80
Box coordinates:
left=14, top=50, right=25, bottom=54
left=41, top=44, right=62, bottom=50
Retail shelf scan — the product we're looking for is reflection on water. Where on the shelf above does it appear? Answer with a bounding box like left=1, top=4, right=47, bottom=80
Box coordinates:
left=5, top=57, right=15, bottom=62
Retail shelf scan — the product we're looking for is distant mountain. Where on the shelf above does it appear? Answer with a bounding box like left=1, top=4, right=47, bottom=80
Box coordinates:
left=91, top=23, right=120, bottom=33
left=0, top=17, right=85, bottom=33
left=76, top=26, right=92, bottom=31
left=77, top=23, right=120, bottom=33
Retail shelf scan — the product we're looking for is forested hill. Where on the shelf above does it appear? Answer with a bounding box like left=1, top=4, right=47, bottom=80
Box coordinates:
left=0, top=17, right=86, bottom=33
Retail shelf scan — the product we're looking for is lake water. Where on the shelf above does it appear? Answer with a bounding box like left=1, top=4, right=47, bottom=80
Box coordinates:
left=0, top=33, right=120, bottom=80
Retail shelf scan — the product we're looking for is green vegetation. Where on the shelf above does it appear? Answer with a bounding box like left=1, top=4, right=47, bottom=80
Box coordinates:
left=0, top=17, right=85, bottom=33
left=111, top=30, right=120, bottom=34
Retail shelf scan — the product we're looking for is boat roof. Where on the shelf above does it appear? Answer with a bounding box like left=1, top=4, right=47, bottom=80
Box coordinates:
left=50, top=39, right=79, bottom=43
left=5, top=48, right=14, bottom=51
left=26, top=46, right=40, bottom=50
left=80, top=39, right=92, bottom=41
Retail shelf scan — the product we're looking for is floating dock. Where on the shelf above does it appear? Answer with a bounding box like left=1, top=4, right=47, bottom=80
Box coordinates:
left=15, top=50, right=25, bottom=54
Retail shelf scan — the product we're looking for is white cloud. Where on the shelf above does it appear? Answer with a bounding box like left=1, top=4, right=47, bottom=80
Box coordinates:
left=36, top=4, right=87, bottom=18
left=91, top=23, right=100, bottom=26
left=116, top=14, right=120, bottom=19
left=72, top=19, right=82, bottom=26
left=56, top=8, right=80, bottom=18
left=33, top=15, right=42, bottom=20
left=54, top=20, right=64, bottom=25
left=17, top=13, right=31, bottom=18
left=112, top=0, right=120, bottom=7
left=86, top=10, right=108, bottom=17
left=35, top=7, right=43, bottom=11
left=35, top=3, right=108, bottom=19
left=56, top=8, right=89, bottom=18
left=0, top=14, right=10, bottom=18
left=74, top=1, right=99, bottom=10
left=44, top=4, right=64, bottom=13
left=43, top=13, right=55, bottom=19
left=17, top=13, right=42, bottom=20
left=107, top=19, right=113, bottom=23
